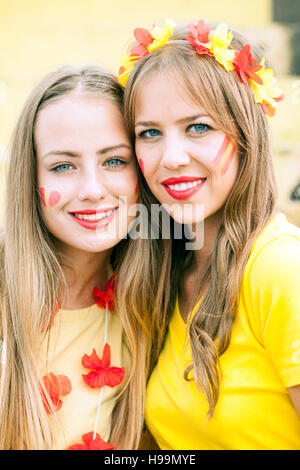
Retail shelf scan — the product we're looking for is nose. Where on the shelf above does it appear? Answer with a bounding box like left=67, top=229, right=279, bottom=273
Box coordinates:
left=77, top=165, right=108, bottom=202
left=161, top=136, right=191, bottom=169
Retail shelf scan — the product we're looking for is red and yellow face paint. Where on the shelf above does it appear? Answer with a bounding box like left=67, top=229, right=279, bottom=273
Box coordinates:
left=213, top=135, right=235, bottom=176
left=138, top=158, right=144, bottom=175
left=40, top=188, right=61, bottom=208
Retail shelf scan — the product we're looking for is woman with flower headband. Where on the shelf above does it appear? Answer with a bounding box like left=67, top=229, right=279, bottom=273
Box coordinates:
left=0, top=65, right=154, bottom=450
left=119, top=20, right=300, bottom=449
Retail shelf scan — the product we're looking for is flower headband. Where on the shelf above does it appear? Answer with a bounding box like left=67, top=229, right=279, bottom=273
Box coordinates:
left=118, top=19, right=284, bottom=118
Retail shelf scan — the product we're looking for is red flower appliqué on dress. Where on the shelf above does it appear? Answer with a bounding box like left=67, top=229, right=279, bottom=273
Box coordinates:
left=82, top=343, right=125, bottom=389
left=93, top=274, right=117, bottom=311
left=68, top=432, right=115, bottom=450
left=41, top=372, right=72, bottom=414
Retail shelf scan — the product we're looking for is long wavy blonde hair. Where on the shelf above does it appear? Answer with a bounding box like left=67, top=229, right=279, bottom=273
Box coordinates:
left=123, top=25, right=278, bottom=417
left=0, top=65, right=154, bottom=449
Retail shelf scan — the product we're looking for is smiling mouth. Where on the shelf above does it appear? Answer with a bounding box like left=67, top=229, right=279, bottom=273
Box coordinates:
left=69, top=208, right=117, bottom=229
left=165, top=179, right=206, bottom=191
left=71, top=210, right=115, bottom=221
left=161, top=178, right=207, bottom=200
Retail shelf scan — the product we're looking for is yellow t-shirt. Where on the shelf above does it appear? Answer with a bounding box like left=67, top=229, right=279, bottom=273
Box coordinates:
left=145, top=213, right=300, bottom=450
left=41, top=303, right=128, bottom=450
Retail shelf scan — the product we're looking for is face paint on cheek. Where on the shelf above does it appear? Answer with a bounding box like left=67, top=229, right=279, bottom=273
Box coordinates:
left=138, top=158, right=144, bottom=175
left=40, top=188, right=61, bottom=208
left=135, top=182, right=139, bottom=203
left=48, top=190, right=61, bottom=207
left=213, top=135, right=236, bottom=176
left=40, top=188, right=47, bottom=207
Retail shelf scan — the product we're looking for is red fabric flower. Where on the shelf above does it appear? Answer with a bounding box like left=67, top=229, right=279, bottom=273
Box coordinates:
left=93, top=274, right=116, bottom=311
left=186, top=20, right=213, bottom=56
left=130, top=27, right=154, bottom=58
left=233, top=44, right=263, bottom=84
left=68, top=432, right=115, bottom=450
left=82, top=343, right=125, bottom=389
left=41, top=372, right=72, bottom=414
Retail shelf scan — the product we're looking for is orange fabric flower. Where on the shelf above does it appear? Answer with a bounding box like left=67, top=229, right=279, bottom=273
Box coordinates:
left=93, top=274, right=116, bottom=311
left=68, top=432, right=115, bottom=450
left=82, top=343, right=125, bottom=389
left=41, top=372, right=72, bottom=414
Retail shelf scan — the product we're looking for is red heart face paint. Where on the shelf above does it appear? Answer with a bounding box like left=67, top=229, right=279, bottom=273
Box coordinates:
left=138, top=158, right=144, bottom=175
left=40, top=188, right=61, bottom=208
left=213, top=135, right=236, bottom=176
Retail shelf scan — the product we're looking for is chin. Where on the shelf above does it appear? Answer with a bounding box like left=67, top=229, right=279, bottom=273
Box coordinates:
left=162, top=202, right=205, bottom=226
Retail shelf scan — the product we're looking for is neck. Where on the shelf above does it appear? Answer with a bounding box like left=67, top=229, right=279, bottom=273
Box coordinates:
left=178, top=211, right=222, bottom=321
left=187, top=209, right=222, bottom=270
left=56, top=244, right=113, bottom=310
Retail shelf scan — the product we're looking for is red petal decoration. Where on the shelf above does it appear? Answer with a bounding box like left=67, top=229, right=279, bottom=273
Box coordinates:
left=187, top=20, right=210, bottom=44
left=93, top=274, right=116, bottom=311
left=274, top=94, right=285, bottom=103
left=234, top=45, right=263, bottom=85
left=186, top=35, right=212, bottom=56
left=41, top=373, right=72, bottom=414
left=133, top=28, right=153, bottom=46
left=69, top=432, right=115, bottom=450
left=130, top=43, right=149, bottom=58
left=82, top=345, right=110, bottom=370
left=81, top=343, right=125, bottom=389
left=261, top=101, right=275, bottom=117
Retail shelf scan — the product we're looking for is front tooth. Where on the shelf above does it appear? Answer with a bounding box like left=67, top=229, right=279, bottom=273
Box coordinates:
left=75, top=210, right=113, bottom=221
left=168, top=180, right=204, bottom=191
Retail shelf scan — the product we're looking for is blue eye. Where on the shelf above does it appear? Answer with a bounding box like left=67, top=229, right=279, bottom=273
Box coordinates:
left=139, top=129, right=161, bottom=138
left=188, top=123, right=208, bottom=134
left=104, top=157, right=126, bottom=167
left=51, top=163, right=74, bottom=173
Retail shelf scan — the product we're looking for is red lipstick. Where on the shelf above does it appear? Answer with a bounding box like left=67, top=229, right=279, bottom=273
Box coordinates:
left=161, top=176, right=206, bottom=200
left=68, top=207, right=117, bottom=230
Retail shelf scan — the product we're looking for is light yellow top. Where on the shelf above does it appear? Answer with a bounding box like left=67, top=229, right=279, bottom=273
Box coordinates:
left=41, top=303, right=128, bottom=450
left=145, top=213, right=300, bottom=450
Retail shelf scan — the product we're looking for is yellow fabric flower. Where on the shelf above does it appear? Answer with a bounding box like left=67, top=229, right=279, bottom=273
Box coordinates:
left=249, top=58, right=282, bottom=106
left=147, top=19, right=176, bottom=53
left=208, top=23, right=235, bottom=71
left=118, top=53, right=139, bottom=87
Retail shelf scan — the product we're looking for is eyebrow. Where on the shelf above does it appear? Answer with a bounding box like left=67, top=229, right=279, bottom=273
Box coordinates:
left=43, top=144, right=132, bottom=159
left=135, top=113, right=209, bottom=128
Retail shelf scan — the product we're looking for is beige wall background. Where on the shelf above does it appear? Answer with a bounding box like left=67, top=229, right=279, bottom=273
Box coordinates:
left=0, top=0, right=299, bottom=226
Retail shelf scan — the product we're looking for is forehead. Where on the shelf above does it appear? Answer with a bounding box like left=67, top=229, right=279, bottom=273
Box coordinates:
left=36, top=94, right=121, bottom=128
left=34, top=95, right=128, bottom=151
left=135, top=72, right=208, bottom=120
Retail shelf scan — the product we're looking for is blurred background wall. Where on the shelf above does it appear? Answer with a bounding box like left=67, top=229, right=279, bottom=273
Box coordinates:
left=0, top=0, right=299, bottom=226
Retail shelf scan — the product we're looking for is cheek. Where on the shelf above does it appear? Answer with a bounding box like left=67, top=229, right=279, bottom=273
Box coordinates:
left=40, top=188, right=61, bottom=208
left=212, top=135, right=236, bottom=176
left=109, top=170, right=138, bottom=201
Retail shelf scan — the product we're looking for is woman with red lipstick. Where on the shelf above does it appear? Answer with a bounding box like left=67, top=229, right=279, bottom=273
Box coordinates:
left=0, top=65, right=152, bottom=450
left=120, top=20, right=300, bottom=449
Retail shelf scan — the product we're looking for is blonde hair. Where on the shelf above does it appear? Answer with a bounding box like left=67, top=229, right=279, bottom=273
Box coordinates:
left=0, top=65, right=145, bottom=449
left=123, top=25, right=278, bottom=416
